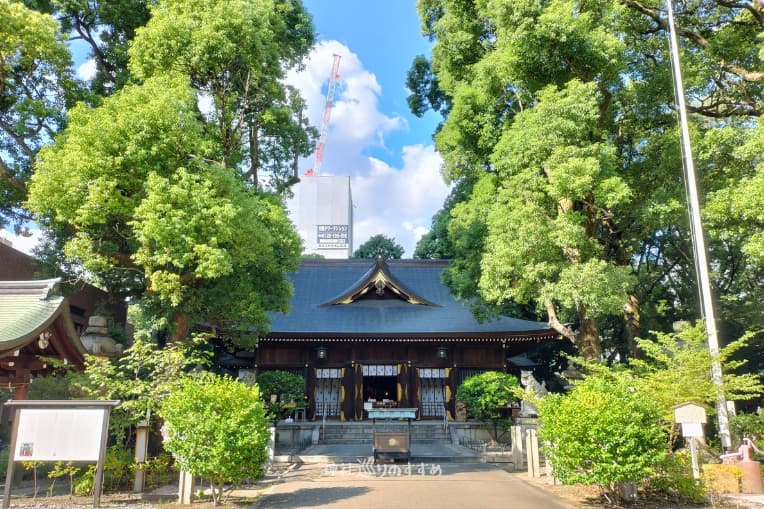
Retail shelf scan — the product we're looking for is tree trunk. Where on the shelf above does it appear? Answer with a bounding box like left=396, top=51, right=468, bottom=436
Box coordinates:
left=577, top=306, right=602, bottom=360
left=249, top=118, right=259, bottom=188
left=171, top=310, right=190, bottom=342
left=622, top=293, right=641, bottom=360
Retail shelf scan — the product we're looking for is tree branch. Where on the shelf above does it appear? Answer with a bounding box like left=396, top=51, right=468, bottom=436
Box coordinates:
left=545, top=300, right=578, bottom=343
left=0, top=157, right=27, bottom=193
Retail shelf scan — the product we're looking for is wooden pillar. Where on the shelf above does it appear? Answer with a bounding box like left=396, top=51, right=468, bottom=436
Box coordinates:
left=411, top=365, right=421, bottom=419
left=398, top=363, right=410, bottom=407
left=353, top=363, right=364, bottom=420
left=13, top=373, right=29, bottom=401
left=447, top=367, right=458, bottom=420
left=342, top=366, right=353, bottom=421
left=306, top=366, right=316, bottom=420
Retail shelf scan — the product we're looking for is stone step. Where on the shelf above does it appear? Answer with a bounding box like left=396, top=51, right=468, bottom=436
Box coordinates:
left=320, top=436, right=451, bottom=443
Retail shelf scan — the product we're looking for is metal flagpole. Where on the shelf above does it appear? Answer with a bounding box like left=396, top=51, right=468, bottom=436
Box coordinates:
left=665, top=0, right=731, bottom=449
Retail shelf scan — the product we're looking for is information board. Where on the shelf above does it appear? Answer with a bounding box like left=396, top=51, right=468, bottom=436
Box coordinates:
left=14, top=408, right=105, bottom=462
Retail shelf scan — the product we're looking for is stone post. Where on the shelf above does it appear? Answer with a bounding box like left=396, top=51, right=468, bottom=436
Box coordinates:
left=178, top=471, right=194, bottom=505
left=526, top=429, right=540, bottom=478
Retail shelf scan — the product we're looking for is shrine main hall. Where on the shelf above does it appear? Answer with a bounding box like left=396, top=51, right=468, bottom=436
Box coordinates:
left=235, top=257, right=557, bottom=421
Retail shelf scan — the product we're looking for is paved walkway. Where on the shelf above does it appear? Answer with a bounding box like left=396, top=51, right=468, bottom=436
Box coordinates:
left=253, top=462, right=574, bottom=509
left=279, top=442, right=482, bottom=464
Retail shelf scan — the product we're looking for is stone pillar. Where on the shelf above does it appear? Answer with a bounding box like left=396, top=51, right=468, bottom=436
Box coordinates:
left=526, top=429, right=540, bottom=478
left=511, top=425, right=524, bottom=471
left=178, top=471, right=194, bottom=505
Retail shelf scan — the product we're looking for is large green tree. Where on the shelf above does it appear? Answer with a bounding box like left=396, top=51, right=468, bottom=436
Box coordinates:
left=25, top=0, right=316, bottom=343
left=410, top=0, right=764, bottom=359
left=28, top=74, right=301, bottom=344
left=128, top=0, right=316, bottom=190
left=352, top=234, right=405, bottom=259
left=0, top=0, right=82, bottom=228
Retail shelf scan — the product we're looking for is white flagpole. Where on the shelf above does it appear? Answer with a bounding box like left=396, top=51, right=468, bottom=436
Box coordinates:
left=666, top=0, right=731, bottom=449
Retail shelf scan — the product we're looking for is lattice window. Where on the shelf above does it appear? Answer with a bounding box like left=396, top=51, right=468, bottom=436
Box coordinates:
left=458, top=368, right=488, bottom=386
left=315, top=369, right=342, bottom=417
left=418, top=368, right=447, bottom=417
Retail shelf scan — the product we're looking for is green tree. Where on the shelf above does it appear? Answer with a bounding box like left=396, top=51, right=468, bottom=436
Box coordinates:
left=128, top=0, right=316, bottom=190
left=160, top=373, right=270, bottom=505
left=255, top=370, right=305, bottom=403
left=352, top=234, right=405, bottom=259
left=456, top=371, right=518, bottom=440
left=0, top=0, right=81, bottom=228
left=456, top=371, right=518, bottom=421
left=27, top=74, right=301, bottom=343
left=74, top=333, right=212, bottom=444
left=410, top=0, right=764, bottom=360
left=539, top=375, right=667, bottom=503
left=413, top=177, right=474, bottom=260
left=24, top=0, right=151, bottom=96
left=629, top=323, right=764, bottom=422
left=254, top=370, right=306, bottom=420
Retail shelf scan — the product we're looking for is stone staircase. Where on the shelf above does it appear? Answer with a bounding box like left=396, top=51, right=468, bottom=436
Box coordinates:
left=319, top=421, right=450, bottom=445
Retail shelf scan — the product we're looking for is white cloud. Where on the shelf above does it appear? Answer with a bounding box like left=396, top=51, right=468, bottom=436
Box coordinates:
left=285, top=41, right=404, bottom=160
left=285, top=41, right=448, bottom=257
left=350, top=145, right=447, bottom=256
left=0, top=228, right=43, bottom=255
left=77, top=58, right=98, bottom=81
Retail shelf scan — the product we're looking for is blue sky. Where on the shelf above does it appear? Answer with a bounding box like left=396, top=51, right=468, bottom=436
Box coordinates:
left=303, top=0, right=440, bottom=164
left=2, top=0, right=450, bottom=257
left=288, top=0, right=449, bottom=255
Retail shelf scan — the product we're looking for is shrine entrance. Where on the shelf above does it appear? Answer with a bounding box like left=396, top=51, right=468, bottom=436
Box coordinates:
left=362, top=364, right=399, bottom=408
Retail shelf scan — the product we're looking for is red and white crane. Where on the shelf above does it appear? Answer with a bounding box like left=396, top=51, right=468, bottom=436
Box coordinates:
left=306, top=54, right=341, bottom=176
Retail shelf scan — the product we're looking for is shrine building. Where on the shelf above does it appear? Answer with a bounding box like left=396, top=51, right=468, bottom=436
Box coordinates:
left=232, top=257, right=557, bottom=421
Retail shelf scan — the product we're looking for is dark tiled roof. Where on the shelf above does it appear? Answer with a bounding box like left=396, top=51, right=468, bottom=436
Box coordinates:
left=266, top=259, right=554, bottom=340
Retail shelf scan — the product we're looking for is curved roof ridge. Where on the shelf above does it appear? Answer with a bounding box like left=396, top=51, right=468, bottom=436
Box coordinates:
left=320, top=256, right=439, bottom=307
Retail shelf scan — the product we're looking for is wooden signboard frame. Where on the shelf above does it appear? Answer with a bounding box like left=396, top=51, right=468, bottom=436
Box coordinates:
left=2, top=400, right=120, bottom=509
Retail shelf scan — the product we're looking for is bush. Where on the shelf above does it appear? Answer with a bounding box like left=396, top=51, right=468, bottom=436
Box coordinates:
left=731, top=410, right=764, bottom=442
left=647, top=451, right=705, bottom=504
left=103, top=445, right=134, bottom=491
left=456, top=371, right=519, bottom=421
left=539, top=375, right=667, bottom=503
left=160, top=373, right=270, bottom=505
left=142, top=452, right=174, bottom=489
left=255, top=370, right=305, bottom=403
left=254, top=370, right=306, bottom=420
left=73, top=465, right=96, bottom=496
left=703, top=463, right=743, bottom=494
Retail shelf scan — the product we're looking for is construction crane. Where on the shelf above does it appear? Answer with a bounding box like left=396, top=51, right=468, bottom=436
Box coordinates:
left=306, top=54, right=341, bottom=176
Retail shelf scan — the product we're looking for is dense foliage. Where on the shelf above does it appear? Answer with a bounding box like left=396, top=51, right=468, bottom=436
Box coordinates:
left=23, top=0, right=314, bottom=343
left=160, top=373, right=270, bottom=505
left=456, top=371, right=518, bottom=421
left=410, top=0, right=764, bottom=361
left=352, top=234, right=405, bottom=259
left=539, top=375, right=668, bottom=502
left=255, top=370, right=306, bottom=403
left=75, top=335, right=211, bottom=444
left=0, top=0, right=82, bottom=228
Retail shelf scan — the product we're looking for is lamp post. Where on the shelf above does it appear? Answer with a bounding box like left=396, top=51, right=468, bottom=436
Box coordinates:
left=665, top=0, right=731, bottom=449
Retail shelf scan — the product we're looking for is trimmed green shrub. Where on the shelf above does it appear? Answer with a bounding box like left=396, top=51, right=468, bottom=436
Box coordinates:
left=539, top=375, right=667, bottom=503
left=160, top=373, right=270, bottom=505
left=254, top=370, right=306, bottom=420
left=456, top=371, right=519, bottom=421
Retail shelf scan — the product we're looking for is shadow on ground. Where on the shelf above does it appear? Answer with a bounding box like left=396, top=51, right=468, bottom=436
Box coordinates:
left=254, top=486, right=369, bottom=508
